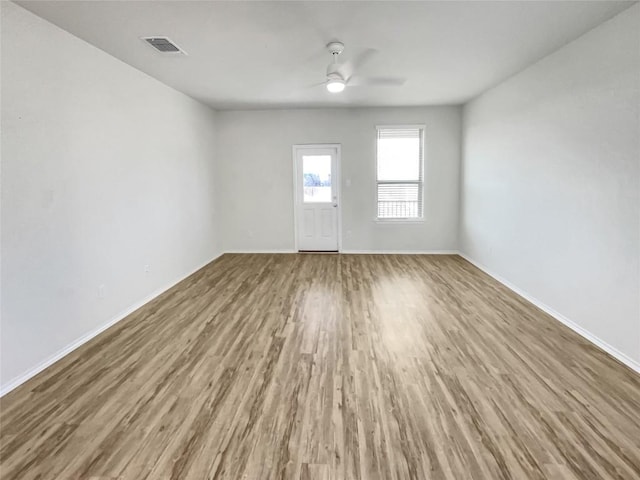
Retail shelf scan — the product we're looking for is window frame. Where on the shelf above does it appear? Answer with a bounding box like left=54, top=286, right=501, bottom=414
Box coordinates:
left=375, top=124, right=425, bottom=222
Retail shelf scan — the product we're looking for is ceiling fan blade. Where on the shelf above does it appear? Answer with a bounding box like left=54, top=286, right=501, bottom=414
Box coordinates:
left=350, top=48, right=379, bottom=71
left=307, top=80, right=327, bottom=88
left=339, top=48, right=378, bottom=82
left=348, top=76, right=407, bottom=87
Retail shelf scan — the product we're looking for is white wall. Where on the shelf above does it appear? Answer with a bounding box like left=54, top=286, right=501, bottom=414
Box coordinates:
left=460, top=5, right=640, bottom=366
left=216, top=107, right=461, bottom=253
left=1, top=2, right=220, bottom=392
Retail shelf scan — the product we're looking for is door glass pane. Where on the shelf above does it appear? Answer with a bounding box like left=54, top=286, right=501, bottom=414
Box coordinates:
left=303, top=155, right=332, bottom=203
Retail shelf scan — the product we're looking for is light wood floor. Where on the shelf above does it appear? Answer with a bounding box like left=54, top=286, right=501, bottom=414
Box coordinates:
left=1, top=254, right=639, bottom=480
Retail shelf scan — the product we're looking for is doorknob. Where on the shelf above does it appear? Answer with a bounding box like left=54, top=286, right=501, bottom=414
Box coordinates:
left=333, top=203, right=338, bottom=207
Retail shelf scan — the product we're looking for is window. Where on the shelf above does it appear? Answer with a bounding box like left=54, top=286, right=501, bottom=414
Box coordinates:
left=302, top=155, right=332, bottom=203
left=376, top=126, right=424, bottom=219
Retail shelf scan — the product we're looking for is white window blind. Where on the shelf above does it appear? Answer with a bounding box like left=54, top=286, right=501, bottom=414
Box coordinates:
left=376, top=126, right=424, bottom=219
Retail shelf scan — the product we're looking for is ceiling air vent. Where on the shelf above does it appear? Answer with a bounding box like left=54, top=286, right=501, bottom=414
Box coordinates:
left=142, top=37, right=187, bottom=55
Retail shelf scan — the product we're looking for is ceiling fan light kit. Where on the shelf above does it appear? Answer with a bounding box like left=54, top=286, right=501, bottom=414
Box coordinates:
left=326, top=74, right=346, bottom=93
left=326, top=79, right=346, bottom=93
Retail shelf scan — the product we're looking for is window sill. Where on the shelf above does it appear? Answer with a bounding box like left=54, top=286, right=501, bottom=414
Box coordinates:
left=374, top=218, right=425, bottom=224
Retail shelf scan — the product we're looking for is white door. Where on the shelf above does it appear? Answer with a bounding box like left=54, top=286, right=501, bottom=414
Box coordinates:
left=294, top=145, right=340, bottom=251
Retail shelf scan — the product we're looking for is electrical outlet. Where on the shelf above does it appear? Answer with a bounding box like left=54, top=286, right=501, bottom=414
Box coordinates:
left=98, top=284, right=106, bottom=298
left=144, top=264, right=151, bottom=273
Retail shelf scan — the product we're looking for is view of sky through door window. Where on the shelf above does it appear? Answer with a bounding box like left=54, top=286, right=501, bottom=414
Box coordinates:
left=303, top=155, right=332, bottom=203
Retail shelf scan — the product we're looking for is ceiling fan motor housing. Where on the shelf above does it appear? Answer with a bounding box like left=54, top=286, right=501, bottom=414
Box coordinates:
left=326, top=64, right=343, bottom=78
left=325, top=41, right=347, bottom=88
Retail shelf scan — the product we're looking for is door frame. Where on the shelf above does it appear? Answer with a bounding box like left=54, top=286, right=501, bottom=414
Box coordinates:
left=292, top=144, right=342, bottom=252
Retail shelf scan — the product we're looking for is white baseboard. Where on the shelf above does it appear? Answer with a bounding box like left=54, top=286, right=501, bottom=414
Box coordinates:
left=340, top=250, right=458, bottom=255
left=224, top=250, right=458, bottom=255
left=223, top=249, right=297, bottom=254
left=0, top=252, right=224, bottom=397
left=458, top=252, right=640, bottom=375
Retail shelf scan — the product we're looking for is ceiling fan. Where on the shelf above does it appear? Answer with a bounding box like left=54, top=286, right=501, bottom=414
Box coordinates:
left=321, top=41, right=406, bottom=93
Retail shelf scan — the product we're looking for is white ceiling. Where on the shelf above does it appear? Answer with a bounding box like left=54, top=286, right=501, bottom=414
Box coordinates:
left=16, top=0, right=635, bottom=110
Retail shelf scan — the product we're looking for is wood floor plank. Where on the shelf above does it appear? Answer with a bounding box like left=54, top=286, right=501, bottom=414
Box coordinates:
left=1, top=253, right=639, bottom=480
